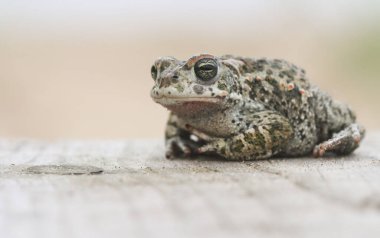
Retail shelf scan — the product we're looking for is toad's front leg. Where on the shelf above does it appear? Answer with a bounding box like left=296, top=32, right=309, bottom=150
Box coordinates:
left=165, top=113, right=206, bottom=159
left=193, top=112, right=294, bottom=160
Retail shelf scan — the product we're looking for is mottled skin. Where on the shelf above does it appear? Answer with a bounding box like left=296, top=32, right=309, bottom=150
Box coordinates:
left=150, top=54, right=365, bottom=160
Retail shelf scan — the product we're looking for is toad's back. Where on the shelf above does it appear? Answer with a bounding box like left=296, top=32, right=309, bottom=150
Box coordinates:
left=232, top=56, right=358, bottom=155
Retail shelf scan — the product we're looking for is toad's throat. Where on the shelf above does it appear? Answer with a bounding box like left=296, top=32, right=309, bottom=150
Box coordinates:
left=154, top=96, right=222, bottom=103
left=153, top=95, right=225, bottom=116
left=162, top=100, right=222, bottom=117
left=164, top=102, right=219, bottom=116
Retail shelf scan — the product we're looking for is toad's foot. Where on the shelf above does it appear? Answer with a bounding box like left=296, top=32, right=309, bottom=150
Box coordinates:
left=165, top=137, right=200, bottom=159
left=313, top=123, right=365, bottom=157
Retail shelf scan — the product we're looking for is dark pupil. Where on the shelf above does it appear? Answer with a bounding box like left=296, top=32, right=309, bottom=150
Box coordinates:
left=151, top=65, right=157, bottom=80
left=195, top=59, right=217, bottom=81
left=200, top=65, right=214, bottom=71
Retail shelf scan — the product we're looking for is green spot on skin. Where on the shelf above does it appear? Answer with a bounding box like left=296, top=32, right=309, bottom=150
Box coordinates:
left=175, top=84, right=184, bottom=93
left=232, top=139, right=244, bottom=153
left=244, top=133, right=255, bottom=144
left=244, top=131, right=266, bottom=152
left=217, top=82, right=227, bottom=90
left=244, top=131, right=266, bottom=149
left=255, top=132, right=266, bottom=149
left=220, top=147, right=226, bottom=155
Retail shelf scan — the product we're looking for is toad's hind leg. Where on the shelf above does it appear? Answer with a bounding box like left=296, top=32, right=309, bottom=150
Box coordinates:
left=195, top=111, right=294, bottom=160
left=313, top=123, right=365, bottom=157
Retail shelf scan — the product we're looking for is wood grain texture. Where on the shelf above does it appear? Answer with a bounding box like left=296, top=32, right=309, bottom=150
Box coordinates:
left=0, top=134, right=380, bottom=238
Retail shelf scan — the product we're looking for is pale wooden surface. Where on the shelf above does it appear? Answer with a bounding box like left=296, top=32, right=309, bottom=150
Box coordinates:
left=0, top=133, right=380, bottom=238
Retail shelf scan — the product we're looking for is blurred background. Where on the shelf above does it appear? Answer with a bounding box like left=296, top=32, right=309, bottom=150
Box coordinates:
left=0, top=0, right=379, bottom=139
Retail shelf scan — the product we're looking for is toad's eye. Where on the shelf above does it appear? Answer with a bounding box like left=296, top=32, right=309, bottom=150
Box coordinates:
left=194, top=58, right=218, bottom=81
left=151, top=65, right=158, bottom=80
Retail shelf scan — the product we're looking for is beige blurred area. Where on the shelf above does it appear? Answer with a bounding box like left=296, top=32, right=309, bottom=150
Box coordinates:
left=1, top=0, right=379, bottom=139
